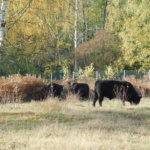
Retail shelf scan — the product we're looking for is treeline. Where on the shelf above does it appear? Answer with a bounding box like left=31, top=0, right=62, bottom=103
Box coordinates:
left=0, top=0, right=149, bottom=76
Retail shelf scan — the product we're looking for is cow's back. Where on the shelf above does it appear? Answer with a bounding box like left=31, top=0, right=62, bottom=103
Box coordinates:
left=95, top=80, right=115, bottom=99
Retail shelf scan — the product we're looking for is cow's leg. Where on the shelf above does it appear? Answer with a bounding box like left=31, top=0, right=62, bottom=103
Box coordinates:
left=93, top=98, right=97, bottom=107
left=130, top=101, right=133, bottom=105
left=93, top=90, right=98, bottom=107
left=98, top=96, right=103, bottom=107
left=122, top=98, right=125, bottom=106
left=123, top=100, right=125, bottom=106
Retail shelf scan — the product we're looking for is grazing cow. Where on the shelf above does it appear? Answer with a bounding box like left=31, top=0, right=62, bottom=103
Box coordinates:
left=48, top=83, right=63, bottom=98
left=70, top=83, right=89, bottom=99
left=93, top=80, right=142, bottom=107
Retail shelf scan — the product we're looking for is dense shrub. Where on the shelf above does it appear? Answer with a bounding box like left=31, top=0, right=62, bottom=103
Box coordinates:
left=0, top=74, right=49, bottom=103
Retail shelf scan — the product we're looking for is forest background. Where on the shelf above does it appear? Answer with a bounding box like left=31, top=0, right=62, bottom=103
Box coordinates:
left=0, top=0, right=149, bottom=77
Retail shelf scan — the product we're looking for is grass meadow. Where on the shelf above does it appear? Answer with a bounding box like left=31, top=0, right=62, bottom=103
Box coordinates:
left=0, top=97, right=150, bottom=150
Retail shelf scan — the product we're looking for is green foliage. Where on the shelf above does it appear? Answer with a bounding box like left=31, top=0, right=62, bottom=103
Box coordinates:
left=77, top=63, right=94, bottom=79
left=107, top=0, right=150, bottom=70
left=105, top=65, right=116, bottom=79
left=61, top=59, right=71, bottom=79
left=0, top=0, right=149, bottom=76
left=3, top=0, right=76, bottom=75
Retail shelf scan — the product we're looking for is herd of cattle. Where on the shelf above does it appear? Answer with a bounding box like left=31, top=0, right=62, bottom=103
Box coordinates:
left=45, top=80, right=142, bottom=107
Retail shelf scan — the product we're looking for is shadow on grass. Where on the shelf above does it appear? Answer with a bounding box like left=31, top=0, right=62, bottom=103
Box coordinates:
left=0, top=106, right=150, bottom=135
left=92, top=106, right=150, bottom=118
left=0, top=111, right=91, bottom=131
left=90, top=106, right=150, bottom=134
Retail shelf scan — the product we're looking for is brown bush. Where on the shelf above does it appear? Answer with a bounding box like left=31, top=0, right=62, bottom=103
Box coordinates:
left=0, top=74, right=49, bottom=103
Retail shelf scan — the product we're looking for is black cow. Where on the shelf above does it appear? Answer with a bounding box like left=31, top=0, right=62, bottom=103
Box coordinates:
left=48, top=83, right=63, bottom=98
left=70, top=83, right=89, bottom=100
left=93, top=80, right=142, bottom=107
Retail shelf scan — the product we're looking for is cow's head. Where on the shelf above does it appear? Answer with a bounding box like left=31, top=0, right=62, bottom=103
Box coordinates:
left=131, top=95, right=142, bottom=105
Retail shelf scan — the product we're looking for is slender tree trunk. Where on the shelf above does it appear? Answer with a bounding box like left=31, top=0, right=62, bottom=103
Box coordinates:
left=74, top=0, right=78, bottom=70
left=102, top=0, right=108, bottom=30
left=0, top=0, right=7, bottom=56
left=81, top=0, right=86, bottom=43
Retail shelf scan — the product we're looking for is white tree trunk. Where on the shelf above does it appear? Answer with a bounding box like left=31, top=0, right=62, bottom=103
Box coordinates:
left=102, top=0, right=108, bottom=30
left=0, top=0, right=7, bottom=51
left=74, top=0, right=78, bottom=70
left=81, top=0, right=86, bottom=43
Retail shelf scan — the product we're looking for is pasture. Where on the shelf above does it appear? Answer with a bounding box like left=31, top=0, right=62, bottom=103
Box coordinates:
left=0, top=97, right=150, bottom=150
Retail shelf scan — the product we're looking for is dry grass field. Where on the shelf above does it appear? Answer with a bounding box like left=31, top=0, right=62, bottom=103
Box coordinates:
left=0, top=97, right=150, bottom=150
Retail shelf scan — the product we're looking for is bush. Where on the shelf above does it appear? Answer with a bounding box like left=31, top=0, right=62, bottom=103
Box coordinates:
left=0, top=74, right=49, bottom=103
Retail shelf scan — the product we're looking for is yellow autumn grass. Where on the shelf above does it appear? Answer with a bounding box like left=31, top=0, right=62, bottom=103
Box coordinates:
left=0, top=96, right=150, bottom=150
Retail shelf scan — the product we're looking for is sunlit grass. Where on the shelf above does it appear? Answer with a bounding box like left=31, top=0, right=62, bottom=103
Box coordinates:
left=0, top=97, right=150, bottom=150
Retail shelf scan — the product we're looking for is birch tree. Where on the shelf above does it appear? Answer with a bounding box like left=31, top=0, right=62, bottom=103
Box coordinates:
left=102, top=0, right=108, bottom=30
left=0, top=0, right=7, bottom=53
left=74, top=0, right=78, bottom=70
left=81, top=0, right=86, bottom=42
